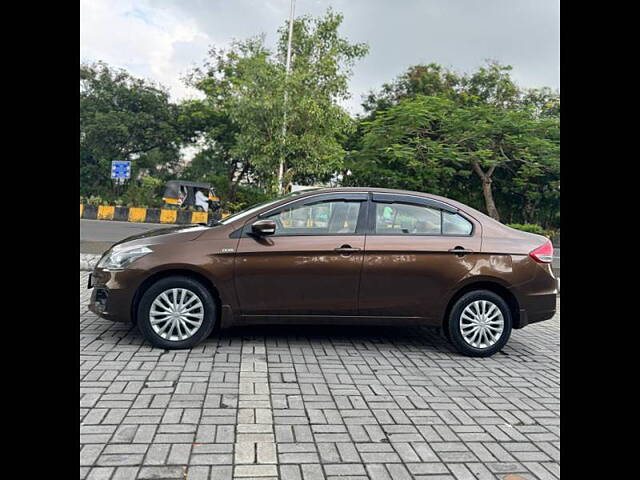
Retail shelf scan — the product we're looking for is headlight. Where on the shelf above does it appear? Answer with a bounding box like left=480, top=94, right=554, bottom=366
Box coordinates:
left=97, top=245, right=152, bottom=270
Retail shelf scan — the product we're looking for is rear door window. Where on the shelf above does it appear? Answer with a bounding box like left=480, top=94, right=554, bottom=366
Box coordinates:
left=375, top=203, right=441, bottom=235
left=442, top=211, right=473, bottom=235
left=373, top=202, right=473, bottom=236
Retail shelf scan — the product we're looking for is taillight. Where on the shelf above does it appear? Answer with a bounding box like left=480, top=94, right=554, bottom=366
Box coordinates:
left=529, top=240, right=553, bottom=263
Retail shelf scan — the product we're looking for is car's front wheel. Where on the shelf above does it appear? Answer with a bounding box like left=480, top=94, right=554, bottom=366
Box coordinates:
left=447, top=290, right=512, bottom=357
left=137, top=276, right=217, bottom=349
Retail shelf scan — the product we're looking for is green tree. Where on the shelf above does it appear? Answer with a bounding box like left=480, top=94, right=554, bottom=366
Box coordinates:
left=80, top=62, right=191, bottom=197
left=345, top=96, right=462, bottom=194
left=176, top=97, right=254, bottom=205
left=444, top=102, right=559, bottom=221
left=185, top=9, right=368, bottom=195
left=362, top=63, right=461, bottom=115
left=347, top=62, right=559, bottom=224
left=346, top=94, right=558, bottom=223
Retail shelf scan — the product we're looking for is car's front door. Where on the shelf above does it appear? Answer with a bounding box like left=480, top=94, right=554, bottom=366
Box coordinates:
left=358, top=193, right=482, bottom=323
left=234, top=193, right=369, bottom=317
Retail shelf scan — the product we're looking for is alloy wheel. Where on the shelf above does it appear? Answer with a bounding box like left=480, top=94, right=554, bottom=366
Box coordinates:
left=459, top=300, right=505, bottom=349
left=149, top=288, right=204, bottom=341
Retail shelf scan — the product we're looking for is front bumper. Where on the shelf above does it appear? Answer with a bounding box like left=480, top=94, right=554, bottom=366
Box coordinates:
left=87, top=267, right=142, bottom=323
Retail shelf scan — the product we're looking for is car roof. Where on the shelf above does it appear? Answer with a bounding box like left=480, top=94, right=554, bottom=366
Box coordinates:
left=290, top=186, right=466, bottom=209
left=283, top=186, right=503, bottom=227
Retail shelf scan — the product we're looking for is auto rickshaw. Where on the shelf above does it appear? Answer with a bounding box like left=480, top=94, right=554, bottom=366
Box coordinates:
left=162, top=180, right=221, bottom=220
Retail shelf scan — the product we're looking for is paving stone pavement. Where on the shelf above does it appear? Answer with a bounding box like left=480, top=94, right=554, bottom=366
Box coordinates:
left=80, top=272, right=560, bottom=480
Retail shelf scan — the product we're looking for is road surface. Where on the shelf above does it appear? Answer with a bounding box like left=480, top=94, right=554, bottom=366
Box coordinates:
left=80, top=219, right=177, bottom=254
left=553, top=247, right=560, bottom=277
left=81, top=270, right=560, bottom=480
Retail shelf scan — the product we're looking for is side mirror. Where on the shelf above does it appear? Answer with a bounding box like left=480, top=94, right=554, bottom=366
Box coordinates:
left=251, top=219, right=276, bottom=236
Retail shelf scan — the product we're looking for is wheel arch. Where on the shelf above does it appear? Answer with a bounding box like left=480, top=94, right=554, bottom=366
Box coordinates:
left=443, top=280, right=521, bottom=329
left=130, top=268, right=221, bottom=325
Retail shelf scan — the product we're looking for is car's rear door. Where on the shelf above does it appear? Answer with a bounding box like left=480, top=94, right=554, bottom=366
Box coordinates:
left=234, top=192, right=369, bottom=317
left=358, top=193, right=481, bottom=323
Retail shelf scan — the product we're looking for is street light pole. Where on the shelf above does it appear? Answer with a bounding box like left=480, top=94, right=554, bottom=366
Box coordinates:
left=278, top=0, right=295, bottom=195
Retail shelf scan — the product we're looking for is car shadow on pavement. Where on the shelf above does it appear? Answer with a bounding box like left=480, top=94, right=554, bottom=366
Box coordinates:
left=82, top=305, right=543, bottom=357
left=208, top=324, right=540, bottom=358
left=214, top=323, right=451, bottom=348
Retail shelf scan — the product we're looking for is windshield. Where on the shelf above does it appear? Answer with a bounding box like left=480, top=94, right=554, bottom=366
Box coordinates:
left=218, top=190, right=311, bottom=225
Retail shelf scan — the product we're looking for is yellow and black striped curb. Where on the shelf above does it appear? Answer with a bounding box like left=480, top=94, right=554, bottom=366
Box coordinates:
left=80, top=204, right=208, bottom=225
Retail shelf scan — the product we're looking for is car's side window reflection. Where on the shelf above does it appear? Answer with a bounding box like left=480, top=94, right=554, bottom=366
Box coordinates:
left=375, top=202, right=441, bottom=235
left=442, top=210, right=473, bottom=235
left=374, top=202, right=473, bottom=236
left=266, top=200, right=361, bottom=236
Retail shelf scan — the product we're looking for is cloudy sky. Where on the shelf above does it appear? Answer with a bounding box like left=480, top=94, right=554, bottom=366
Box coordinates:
left=80, top=0, right=559, bottom=114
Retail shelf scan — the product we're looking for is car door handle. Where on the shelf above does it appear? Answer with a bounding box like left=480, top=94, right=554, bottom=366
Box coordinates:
left=334, top=245, right=361, bottom=253
left=448, top=247, right=474, bottom=255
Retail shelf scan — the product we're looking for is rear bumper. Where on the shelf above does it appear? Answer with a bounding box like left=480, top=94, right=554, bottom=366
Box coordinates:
left=511, top=261, right=558, bottom=329
left=516, top=293, right=557, bottom=328
left=513, top=281, right=557, bottom=329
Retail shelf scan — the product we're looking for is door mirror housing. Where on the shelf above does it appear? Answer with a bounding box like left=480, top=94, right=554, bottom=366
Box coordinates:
left=251, top=219, right=276, bottom=236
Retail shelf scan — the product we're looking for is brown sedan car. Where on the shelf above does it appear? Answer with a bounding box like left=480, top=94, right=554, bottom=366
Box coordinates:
left=88, top=187, right=557, bottom=357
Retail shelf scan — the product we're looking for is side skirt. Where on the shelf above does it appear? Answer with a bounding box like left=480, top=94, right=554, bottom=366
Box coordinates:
left=233, top=314, right=439, bottom=328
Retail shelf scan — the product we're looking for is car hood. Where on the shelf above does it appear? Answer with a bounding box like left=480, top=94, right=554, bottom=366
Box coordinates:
left=111, top=224, right=212, bottom=250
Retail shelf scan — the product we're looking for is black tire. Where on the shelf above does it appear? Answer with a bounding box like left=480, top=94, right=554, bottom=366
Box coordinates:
left=446, top=290, right=512, bottom=357
left=137, top=276, right=217, bottom=350
left=441, top=325, right=452, bottom=342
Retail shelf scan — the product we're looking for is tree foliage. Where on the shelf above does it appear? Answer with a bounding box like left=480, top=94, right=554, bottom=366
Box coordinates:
left=80, top=62, right=192, bottom=198
left=346, top=61, right=560, bottom=226
left=79, top=13, right=558, bottom=228
left=184, top=9, right=368, bottom=196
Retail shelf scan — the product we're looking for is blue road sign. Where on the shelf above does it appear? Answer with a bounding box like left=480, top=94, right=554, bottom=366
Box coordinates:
left=111, top=161, right=131, bottom=179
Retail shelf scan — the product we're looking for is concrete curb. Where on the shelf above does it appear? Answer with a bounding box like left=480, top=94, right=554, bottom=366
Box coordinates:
left=80, top=254, right=100, bottom=271
left=81, top=204, right=209, bottom=225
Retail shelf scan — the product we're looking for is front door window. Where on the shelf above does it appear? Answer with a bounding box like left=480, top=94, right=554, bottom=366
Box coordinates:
left=267, top=200, right=362, bottom=235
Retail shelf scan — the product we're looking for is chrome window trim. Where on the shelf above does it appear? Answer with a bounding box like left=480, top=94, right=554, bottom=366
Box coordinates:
left=257, top=191, right=370, bottom=218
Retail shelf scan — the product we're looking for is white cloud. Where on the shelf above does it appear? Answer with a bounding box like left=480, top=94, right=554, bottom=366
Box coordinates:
left=80, top=0, right=213, bottom=101
left=80, top=0, right=559, bottom=114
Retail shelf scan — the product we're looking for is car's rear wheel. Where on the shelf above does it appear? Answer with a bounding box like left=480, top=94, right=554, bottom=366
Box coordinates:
left=137, top=276, right=217, bottom=349
left=447, top=290, right=512, bottom=357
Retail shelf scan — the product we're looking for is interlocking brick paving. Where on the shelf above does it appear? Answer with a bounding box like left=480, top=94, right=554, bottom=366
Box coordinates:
left=80, top=272, right=560, bottom=480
